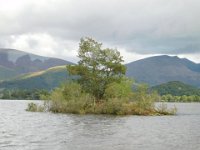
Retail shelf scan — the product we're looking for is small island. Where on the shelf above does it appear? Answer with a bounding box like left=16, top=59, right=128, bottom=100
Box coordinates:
left=27, top=38, right=176, bottom=115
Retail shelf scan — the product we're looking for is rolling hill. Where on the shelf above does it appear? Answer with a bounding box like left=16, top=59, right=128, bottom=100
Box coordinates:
left=126, top=55, right=200, bottom=87
left=0, top=66, right=69, bottom=90
left=0, top=48, right=73, bottom=80
left=151, top=81, right=200, bottom=96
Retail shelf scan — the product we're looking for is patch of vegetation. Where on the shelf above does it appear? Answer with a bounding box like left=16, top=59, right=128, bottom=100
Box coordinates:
left=161, top=94, right=200, bottom=102
left=28, top=81, right=176, bottom=115
left=26, top=102, right=44, bottom=112
left=27, top=38, right=176, bottom=115
left=155, top=103, right=177, bottom=115
left=151, top=81, right=200, bottom=96
left=0, top=89, right=49, bottom=100
left=151, top=81, right=200, bottom=102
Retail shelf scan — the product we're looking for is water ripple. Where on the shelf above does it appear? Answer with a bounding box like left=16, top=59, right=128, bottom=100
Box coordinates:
left=0, top=100, right=200, bottom=150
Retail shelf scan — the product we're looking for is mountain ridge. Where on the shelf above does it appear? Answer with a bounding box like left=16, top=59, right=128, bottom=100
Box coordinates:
left=126, top=55, right=200, bottom=87
left=0, top=48, right=73, bottom=80
left=1, top=48, right=200, bottom=89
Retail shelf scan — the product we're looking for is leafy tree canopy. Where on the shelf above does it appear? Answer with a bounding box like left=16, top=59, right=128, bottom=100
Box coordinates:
left=67, top=37, right=126, bottom=99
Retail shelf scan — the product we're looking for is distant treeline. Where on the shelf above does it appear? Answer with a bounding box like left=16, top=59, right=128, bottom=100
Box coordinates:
left=2, top=80, right=200, bottom=102
left=0, top=89, right=49, bottom=100
left=161, top=94, right=200, bottom=102
left=151, top=81, right=200, bottom=102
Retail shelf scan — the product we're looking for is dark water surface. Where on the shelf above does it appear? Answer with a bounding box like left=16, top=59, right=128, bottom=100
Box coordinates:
left=0, top=100, right=200, bottom=150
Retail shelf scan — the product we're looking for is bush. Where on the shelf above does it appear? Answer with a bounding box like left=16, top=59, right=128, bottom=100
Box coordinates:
left=26, top=102, right=44, bottom=112
left=156, top=103, right=177, bottom=115
left=46, top=82, right=95, bottom=114
left=26, top=79, right=176, bottom=116
left=104, top=78, right=133, bottom=99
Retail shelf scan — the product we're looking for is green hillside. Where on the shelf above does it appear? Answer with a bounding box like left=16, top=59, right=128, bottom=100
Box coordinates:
left=151, top=81, right=200, bottom=96
left=0, top=66, right=69, bottom=90
left=0, top=65, right=19, bottom=81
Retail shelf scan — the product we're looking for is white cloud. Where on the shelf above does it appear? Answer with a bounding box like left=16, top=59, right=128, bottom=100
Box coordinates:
left=9, top=33, right=56, bottom=55
left=6, top=33, right=78, bottom=62
left=178, top=53, right=200, bottom=64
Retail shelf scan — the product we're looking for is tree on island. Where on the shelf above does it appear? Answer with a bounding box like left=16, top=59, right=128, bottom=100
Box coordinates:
left=27, top=37, right=177, bottom=115
left=67, top=37, right=126, bottom=99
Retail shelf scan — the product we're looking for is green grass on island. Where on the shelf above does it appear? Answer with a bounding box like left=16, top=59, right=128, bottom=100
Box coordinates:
left=26, top=37, right=177, bottom=116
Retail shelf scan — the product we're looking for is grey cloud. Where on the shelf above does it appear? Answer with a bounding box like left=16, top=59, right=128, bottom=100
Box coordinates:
left=0, top=0, right=200, bottom=56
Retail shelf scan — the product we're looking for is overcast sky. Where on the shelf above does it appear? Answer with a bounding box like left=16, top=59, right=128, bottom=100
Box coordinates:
left=0, top=0, right=200, bottom=63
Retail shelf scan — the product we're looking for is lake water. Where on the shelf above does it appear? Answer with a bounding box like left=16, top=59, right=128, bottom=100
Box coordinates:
left=0, top=100, right=200, bottom=150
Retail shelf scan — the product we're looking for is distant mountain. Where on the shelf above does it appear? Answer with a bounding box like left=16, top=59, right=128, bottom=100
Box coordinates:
left=0, top=66, right=68, bottom=90
left=0, top=48, right=73, bottom=80
left=126, top=55, right=200, bottom=87
left=151, top=81, right=200, bottom=96
left=1, top=52, right=200, bottom=90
